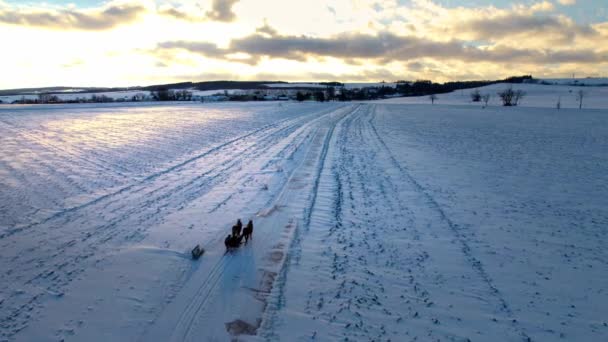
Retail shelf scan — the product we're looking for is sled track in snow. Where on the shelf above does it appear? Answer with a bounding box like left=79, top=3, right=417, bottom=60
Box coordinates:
left=169, top=253, right=235, bottom=342
left=6, top=106, right=332, bottom=247
left=163, top=108, right=348, bottom=342
left=0, top=114, right=300, bottom=240
left=206, top=105, right=342, bottom=215
left=258, top=104, right=362, bottom=338
left=258, top=104, right=529, bottom=340
left=367, top=105, right=531, bottom=340
left=135, top=104, right=356, bottom=342
left=303, top=105, right=437, bottom=339
left=0, top=118, right=132, bottom=179
left=0, top=106, right=345, bottom=341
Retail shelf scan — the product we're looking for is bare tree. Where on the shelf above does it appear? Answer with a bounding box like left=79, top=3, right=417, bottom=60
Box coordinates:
left=314, top=91, right=326, bottom=102
left=470, top=89, right=481, bottom=102
left=296, top=91, right=306, bottom=102
left=514, top=90, right=526, bottom=106
left=498, top=87, right=515, bottom=106
left=326, top=86, right=336, bottom=101
left=174, top=90, right=193, bottom=101
left=482, top=94, right=491, bottom=107
left=38, top=93, right=54, bottom=103
left=429, top=94, right=437, bottom=104
left=498, top=87, right=525, bottom=106
left=576, top=90, right=585, bottom=109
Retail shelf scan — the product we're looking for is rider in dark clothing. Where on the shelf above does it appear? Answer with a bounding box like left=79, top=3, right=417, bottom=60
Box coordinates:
left=224, top=234, right=232, bottom=249
left=232, top=219, right=243, bottom=236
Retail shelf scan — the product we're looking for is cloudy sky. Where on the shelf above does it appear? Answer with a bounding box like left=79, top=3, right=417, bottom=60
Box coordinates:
left=1, top=0, right=606, bottom=88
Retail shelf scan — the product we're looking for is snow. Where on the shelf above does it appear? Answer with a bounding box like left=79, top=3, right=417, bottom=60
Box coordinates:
left=538, top=78, right=608, bottom=86
left=1, top=89, right=607, bottom=341
left=377, top=82, right=608, bottom=109
left=265, top=104, right=608, bottom=341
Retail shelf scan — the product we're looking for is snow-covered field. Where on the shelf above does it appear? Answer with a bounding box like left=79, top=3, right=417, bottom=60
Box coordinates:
left=538, top=78, right=608, bottom=86
left=1, top=97, right=607, bottom=341
left=378, top=82, right=608, bottom=109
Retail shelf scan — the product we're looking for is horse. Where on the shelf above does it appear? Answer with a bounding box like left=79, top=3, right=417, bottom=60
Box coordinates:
left=232, top=219, right=243, bottom=236
left=243, top=220, right=254, bottom=243
left=231, top=224, right=241, bottom=236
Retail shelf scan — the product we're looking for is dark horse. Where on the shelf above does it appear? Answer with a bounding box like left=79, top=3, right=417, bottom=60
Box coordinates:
left=232, top=219, right=243, bottom=236
left=242, top=220, right=254, bottom=243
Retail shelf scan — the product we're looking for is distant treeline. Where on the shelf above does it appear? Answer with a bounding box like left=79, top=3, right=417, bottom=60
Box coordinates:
left=0, top=81, right=291, bottom=97
left=296, top=76, right=533, bottom=102
left=396, top=75, right=531, bottom=97
left=143, top=81, right=289, bottom=92
left=6, top=93, right=145, bottom=105
left=3, top=76, right=534, bottom=104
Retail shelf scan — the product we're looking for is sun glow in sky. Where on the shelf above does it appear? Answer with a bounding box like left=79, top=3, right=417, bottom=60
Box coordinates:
left=0, top=0, right=607, bottom=89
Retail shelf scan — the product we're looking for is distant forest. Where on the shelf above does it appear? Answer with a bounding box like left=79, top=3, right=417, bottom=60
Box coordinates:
left=1, top=76, right=535, bottom=104
left=296, top=75, right=533, bottom=102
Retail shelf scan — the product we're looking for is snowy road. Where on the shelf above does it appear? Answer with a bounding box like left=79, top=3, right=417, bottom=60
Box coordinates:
left=1, top=101, right=607, bottom=341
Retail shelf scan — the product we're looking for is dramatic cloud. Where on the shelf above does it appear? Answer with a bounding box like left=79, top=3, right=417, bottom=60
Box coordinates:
left=1, top=0, right=607, bottom=88
left=558, top=0, right=577, bottom=5
left=158, top=30, right=608, bottom=65
left=157, top=41, right=226, bottom=59
left=530, top=1, right=554, bottom=12
left=0, top=1, right=146, bottom=30
left=462, top=13, right=597, bottom=42
left=206, top=0, right=239, bottom=22
left=158, top=7, right=196, bottom=21
left=255, top=21, right=278, bottom=37
left=160, top=0, right=239, bottom=22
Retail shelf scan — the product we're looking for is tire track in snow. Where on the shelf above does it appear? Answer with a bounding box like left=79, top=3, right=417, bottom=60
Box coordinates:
left=0, top=111, right=310, bottom=240
left=257, top=105, right=361, bottom=339
left=348, top=108, right=452, bottom=339
left=13, top=111, right=311, bottom=256
left=203, top=104, right=350, bottom=217
left=0, top=107, right=341, bottom=340
left=169, top=253, right=236, bottom=342
left=301, top=105, right=437, bottom=340
left=261, top=104, right=527, bottom=341
left=207, top=119, right=314, bottom=214
left=187, top=105, right=356, bottom=339
left=367, top=105, right=531, bottom=340
left=0, top=118, right=132, bottom=178
left=138, top=105, right=354, bottom=342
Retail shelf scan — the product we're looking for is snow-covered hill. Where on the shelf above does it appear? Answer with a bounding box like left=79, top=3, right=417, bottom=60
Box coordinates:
left=538, top=78, right=608, bottom=86
left=377, top=82, right=608, bottom=109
